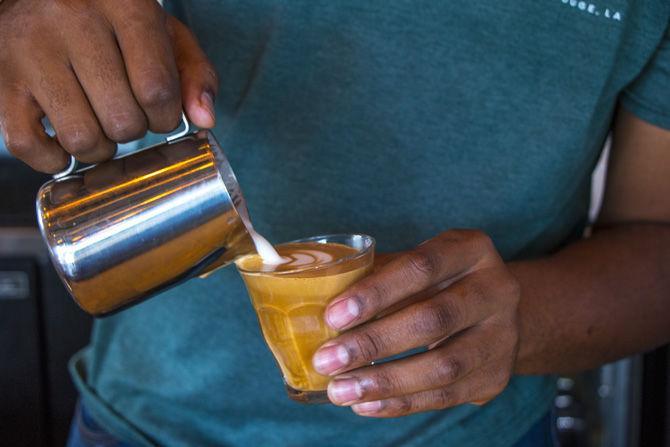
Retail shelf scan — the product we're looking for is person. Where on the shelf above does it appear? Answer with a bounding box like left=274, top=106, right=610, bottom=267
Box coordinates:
left=1, top=1, right=669, bottom=446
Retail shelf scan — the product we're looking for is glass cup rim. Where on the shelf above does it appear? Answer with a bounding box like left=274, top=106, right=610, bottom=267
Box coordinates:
left=235, top=233, right=375, bottom=276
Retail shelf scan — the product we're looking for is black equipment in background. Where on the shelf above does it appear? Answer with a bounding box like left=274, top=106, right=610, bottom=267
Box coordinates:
left=0, top=160, right=93, bottom=447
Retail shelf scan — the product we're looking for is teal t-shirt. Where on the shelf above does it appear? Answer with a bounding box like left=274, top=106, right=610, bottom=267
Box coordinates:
left=70, top=1, right=670, bottom=446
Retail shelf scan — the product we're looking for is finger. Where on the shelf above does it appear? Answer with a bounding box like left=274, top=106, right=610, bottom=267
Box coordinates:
left=66, top=21, right=147, bottom=143
left=325, top=230, right=496, bottom=331
left=168, top=16, right=218, bottom=129
left=314, top=273, right=501, bottom=375
left=326, top=326, right=500, bottom=405
left=29, top=60, right=116, bottom=163
left=350, top=367, right=512, bottom=418
left=103, top=0, right=181, bottom=133
left=0, top=88, right=69, bottom=173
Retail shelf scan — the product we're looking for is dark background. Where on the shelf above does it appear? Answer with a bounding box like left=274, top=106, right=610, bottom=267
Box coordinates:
left=1, top=160, right=92, bottom=446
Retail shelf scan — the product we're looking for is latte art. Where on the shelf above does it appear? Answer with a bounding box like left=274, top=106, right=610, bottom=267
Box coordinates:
left=281, top=249, right=334, bottom=268
left=237, top=241, right=360, bottom=274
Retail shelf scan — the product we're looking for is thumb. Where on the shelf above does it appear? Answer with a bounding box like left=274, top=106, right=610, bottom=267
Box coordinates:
left=168, top=17, right=218, bottom=129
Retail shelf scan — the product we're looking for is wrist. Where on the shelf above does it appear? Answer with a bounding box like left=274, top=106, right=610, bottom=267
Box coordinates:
left=507, top=259, right=550, bottom=375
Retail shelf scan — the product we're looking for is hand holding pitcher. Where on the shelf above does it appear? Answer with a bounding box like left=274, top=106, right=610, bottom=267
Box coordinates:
left=0, top=0, right=217, bottom=173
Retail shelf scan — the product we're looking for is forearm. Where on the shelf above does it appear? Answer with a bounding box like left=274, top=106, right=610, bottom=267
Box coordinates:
left=512, top=223, right=670, bottom=375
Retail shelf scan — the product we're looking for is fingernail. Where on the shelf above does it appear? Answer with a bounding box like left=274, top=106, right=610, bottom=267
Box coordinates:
left=328, top=378, right=362, bottom=405
left=199, top=91, right=215, bottom=122
left=313, top=344, right=350, bottom=375
left=352, top=400, right=383, bottom=414
left=326, top=298, right=360, bottom=329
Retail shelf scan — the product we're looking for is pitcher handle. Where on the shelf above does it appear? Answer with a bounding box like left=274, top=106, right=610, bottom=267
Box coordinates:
left=53, top=112, right=191, bottom=179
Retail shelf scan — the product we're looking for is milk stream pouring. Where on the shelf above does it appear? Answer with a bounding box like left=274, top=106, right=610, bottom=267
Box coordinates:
left=236, top=200, right=286, bottom=265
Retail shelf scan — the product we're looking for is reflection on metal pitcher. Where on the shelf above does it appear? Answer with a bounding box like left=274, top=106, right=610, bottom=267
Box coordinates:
left=36, top=130, right=254, bottom=316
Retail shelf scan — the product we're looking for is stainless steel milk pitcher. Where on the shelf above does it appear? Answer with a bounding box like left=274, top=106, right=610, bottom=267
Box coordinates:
left=36, top=117, right=255, bottom=316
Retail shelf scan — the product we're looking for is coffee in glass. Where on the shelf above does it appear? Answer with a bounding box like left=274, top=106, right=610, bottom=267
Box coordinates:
left=236, top=234, right=375, bottom=403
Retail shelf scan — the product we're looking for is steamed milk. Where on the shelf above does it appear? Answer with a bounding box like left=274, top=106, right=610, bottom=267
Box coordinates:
left=237, top=203, right=285, bottom=265
left=247, top=227, right=285, bottom=265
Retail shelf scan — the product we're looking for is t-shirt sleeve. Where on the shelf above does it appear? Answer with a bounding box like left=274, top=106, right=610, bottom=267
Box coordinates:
left=620, top=24, right=670, bottom=130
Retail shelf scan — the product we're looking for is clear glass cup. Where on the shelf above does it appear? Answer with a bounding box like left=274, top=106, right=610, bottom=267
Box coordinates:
left=236, top=234, right=375, bottom=403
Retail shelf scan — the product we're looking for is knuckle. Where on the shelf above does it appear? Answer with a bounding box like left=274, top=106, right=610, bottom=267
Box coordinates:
left=355, top=282, right=384, bottom=315
left=443, top=228, right=472, bottom=241
left=161, top=110, right=183, bottom=132
left=351, top=330, right=384, bottom=362
left=470, top=229, right=490, bottom=242
left=4, top=131, right=65, bottom=172
left=437, top=230, right=463, bottom=243
left=393, top=396, right=413, bottom=415
left=464, top=229, right=494, bottom=250
left=433, top=388, right=456, bottom=410
left=4, top=132, right=35, bottom=157
left=106, top=116, right=146, bottom=142
left=405, top=250, right=437, bottom=282
left=417, top=301, right=459, bottom=336
left=368, top=371, right=398, bottom=397
left=451, top=229, right=494, bottom=251
left=58, top=125, right=99, bottom=155
left=136, top=74, right=179, bottom=109
left=433, top=355, right=464, bottom=384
